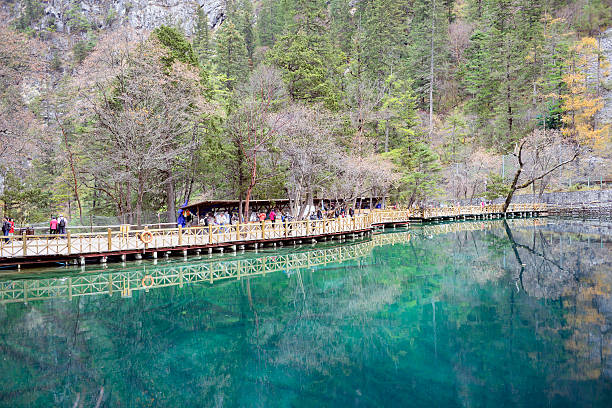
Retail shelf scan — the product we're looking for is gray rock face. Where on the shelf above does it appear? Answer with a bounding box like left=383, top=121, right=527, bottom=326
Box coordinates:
left=598, top=28, right=612, bottom=126
left=39, top=0, right=225, bottom=35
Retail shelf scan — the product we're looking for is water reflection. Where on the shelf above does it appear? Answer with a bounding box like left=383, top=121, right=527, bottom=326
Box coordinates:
left=0, top=218, right=611, bottom=407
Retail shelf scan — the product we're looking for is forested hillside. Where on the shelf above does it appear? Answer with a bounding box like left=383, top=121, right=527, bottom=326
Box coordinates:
left=0, top=0, right=611, bottom=224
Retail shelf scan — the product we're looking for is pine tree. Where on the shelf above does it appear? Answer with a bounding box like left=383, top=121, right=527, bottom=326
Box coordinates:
left=460, top=0, right=551, bottom=150
left=267, top=0, right=343, bottom=108
left=404, top=0, right=451, bottom=122
left=214, top=21, right=249, bottom=90
left=357, top=0, right=409, bottom=84
left=257, top=0, right=293, bottom=47
left=236, top=0, right=256, bottom=60
left=192, top=8, right=212, bottom=67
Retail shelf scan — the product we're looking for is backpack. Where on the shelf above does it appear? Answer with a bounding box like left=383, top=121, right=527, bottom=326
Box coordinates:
left=59, top=218, right=66, bottom=228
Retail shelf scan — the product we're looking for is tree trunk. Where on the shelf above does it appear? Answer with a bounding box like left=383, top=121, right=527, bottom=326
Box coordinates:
left=428, top=0, right=436, bottom=135
left=384, top=120, right=390, bottom=152
left=502, top=162, right=523, bottom=213
left=136, top=174, right=144, bottom=227
left=166, top=173, right=176, bottom=223
left=243, top=155, right=257, bottom=221
left=57, top=114, right=83, bottom=225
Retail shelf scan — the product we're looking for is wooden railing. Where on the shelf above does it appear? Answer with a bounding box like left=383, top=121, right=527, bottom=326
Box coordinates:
left=370, top=203, right=546, bottom=223
left=0, top=204, right=547, bottom=260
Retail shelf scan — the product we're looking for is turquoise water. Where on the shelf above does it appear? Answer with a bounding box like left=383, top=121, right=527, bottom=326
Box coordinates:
left=1, top=218, right=611, bottom=407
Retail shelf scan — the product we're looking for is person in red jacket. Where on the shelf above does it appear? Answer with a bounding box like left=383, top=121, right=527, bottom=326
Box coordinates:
left=49, top=216, right=58, bottom=235
left=269, top=209, right=276, bottom=224
left=8, top=218, right=15, bottom=241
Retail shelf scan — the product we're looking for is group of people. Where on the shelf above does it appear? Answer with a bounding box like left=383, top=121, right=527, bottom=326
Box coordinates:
left=1, top=217, right=15, bottom=242
left=49, top=215, right=67, bottom=235
left=174, top=204, right=366, bottom=230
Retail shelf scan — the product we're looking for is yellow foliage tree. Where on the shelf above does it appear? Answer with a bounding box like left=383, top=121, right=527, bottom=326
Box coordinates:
left=561, top=37, right=610, bottom=149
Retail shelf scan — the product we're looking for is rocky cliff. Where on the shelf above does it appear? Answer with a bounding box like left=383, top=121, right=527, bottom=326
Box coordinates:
left=3, top=0, right=226, bottom=34
left=598, top=27, right=612, bottom=126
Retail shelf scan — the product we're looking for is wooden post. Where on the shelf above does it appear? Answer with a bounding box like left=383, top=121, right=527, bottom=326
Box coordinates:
left=307, top=219, right=311, bottom=235
left=209, top=224, right=213, bottom=244
left=236, top=223, right=240, bottom=241
left=285, top=220, right=288, bottom=238
left=107, top=228, right=112, bottom=251
left=67, top=231, right=71, bottom=255
left=22, top=232, right=27, bottom=256
left=261, top=221, right=265, bottom=240
left=178, top=225, right=183, bottom=246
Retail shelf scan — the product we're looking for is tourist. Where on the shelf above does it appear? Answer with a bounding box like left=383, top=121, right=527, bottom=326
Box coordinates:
left=177, top=210, right=186, bottom=228
left=184, top=210, right=193, bottom=227
left=2, top=216, right=9, bottom=243
left=57, top=215, right=67, bottom=235
left=317, top=208, right=323, bottom=220
left=8, top=218, right=15, bottom=240
left=49, top=216, right=58, bottom=235
left=249, top=212, right=257, bottom=223
left=258, top=212, right=266, bottom=223
left=269, top=209, right=276, bottom=224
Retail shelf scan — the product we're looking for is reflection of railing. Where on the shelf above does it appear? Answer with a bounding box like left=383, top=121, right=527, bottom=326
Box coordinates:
left=0, top=218, right=551, bottom=304
left=0, top=205, right=547, bottom=261
left=419, top=218, right=547, bottom=236
left=0, top=238, right=389, bottom=304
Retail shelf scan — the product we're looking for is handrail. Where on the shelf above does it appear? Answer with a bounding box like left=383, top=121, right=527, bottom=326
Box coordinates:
left=0, top=204, right=548, bottom=260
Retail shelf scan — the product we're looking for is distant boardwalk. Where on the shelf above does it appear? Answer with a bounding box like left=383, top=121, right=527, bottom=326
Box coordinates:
left=0, top=204, right=546, bottom=267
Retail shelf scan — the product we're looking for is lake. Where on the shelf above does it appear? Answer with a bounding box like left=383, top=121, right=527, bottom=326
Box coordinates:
left=0, top=218, right=611, bottom=407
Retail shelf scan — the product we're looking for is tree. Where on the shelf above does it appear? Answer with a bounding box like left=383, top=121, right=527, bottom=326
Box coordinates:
left=385, top=136, right=441, bottom=207
left=214, top=20, right=249, bottom=91
left=227, top=66, right=288, bottom=221
left=236, top=0, right=256, bottom=61
left=501, top=129, right=579, bottom=212
left=276, top=104, right=340, bottom=219
left=0, top=25, right=44, bottom=175
left=193, top=7, right=212, bottom=67
left=562, top=36, right=610, bottom=149
left=267, top=0, right=343, bottom=109
left=405, top=0, right=451, bottom=127
left=81, top=35, right=211, bottom=225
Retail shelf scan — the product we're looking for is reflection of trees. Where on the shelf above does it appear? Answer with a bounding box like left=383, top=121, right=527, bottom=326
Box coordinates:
left=501, top=220, right=612, bottom=386
left=0, top=220, right=611, bottom=406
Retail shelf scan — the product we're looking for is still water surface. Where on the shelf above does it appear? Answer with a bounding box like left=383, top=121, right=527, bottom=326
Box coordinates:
left=1, top=218, right=611, bottom=407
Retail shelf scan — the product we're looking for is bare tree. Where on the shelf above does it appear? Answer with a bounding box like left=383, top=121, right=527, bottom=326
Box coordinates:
left=228, top=66, right=288, bottom=221
left=502, top=129, right=579, bottom=212
left=276, top=104, right=340, bottom=219
left=79, top=35, right=210, bottom=225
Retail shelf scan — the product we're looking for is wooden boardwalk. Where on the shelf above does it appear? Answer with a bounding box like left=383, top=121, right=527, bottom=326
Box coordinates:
left=0, top=204, right=546, bottom=267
